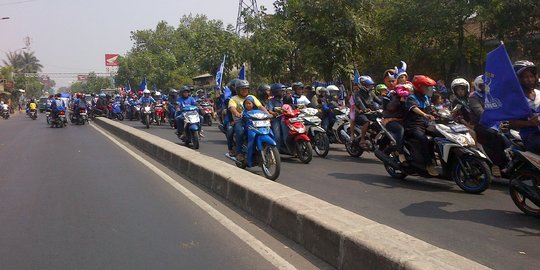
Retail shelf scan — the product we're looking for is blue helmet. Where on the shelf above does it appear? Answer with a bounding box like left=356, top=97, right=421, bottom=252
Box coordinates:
left=359, top=76, right=375, bottom=86
left=270, top=83, right=286, bottom=96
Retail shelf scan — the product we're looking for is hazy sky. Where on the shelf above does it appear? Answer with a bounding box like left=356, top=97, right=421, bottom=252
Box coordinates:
left=0, top=0, right=275, bottom=86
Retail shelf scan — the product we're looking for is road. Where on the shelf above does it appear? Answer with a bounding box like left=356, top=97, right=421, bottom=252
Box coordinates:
left=0, top=113, right=331, bottom=270
left=117, top=117, right=540, bottom=269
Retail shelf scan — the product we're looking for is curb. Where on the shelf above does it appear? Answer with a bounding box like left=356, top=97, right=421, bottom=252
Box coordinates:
left=94, top=118, right=489, bottom=270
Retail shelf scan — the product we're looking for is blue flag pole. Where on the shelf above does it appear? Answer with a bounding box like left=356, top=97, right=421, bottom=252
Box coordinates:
left=354, top=69, right=360, bottom=85
left=215, top=54, right=226, bottom=91
left=140, top=77, right=147, bottom=91
left=238, top=64, right=245, bottom=80
left=480, top=43, right=531, bottom=126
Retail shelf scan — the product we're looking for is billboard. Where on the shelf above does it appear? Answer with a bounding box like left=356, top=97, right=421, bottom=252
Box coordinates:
left=105, top=54, right=119, bottom=66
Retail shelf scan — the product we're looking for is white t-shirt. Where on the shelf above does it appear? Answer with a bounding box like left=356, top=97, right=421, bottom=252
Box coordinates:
left=294, top=95, right=311, bottom=106
left=527, top=89, right=540, bottom=111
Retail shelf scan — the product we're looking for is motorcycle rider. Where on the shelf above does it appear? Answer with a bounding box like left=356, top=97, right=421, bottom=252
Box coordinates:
left=50, top=93, right=66, bottom=125
left=28, top=98, right=38, bottom=113
left=256, top=84, right=271, bottom=106
left=266, top=83, right=286, bottom=151
left=382, top=84, right=406, bottom=158
left=403, top=75, right=438, bottom=176
left=73, top=93, right=88, bottom=119
left=349, top=76, right=382, bottom=147
left=291, top=82, right=311, bottom=108
left=139, top=89, right=156, bottom=123
left=175, top=86, right=203, bottom=139
left=167, top=89, right=179, bottom=123
left=154, top=91, right=165, bottom=123
left=450, top=78, right=472, bottom=127
left=469, top=75, right=510, bottom=177
left=228, top=79, right=272, bottom=161
left=96, top=93, right=108, bottom=116
left=509, top=60, right=540, bottom=155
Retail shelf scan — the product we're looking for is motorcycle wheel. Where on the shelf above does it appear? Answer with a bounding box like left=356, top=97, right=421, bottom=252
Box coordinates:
left=32, top=115, right=36, bottom=120
left=191, top=131, right=200, bottom=149
left=261, top=144, right=280, bottom=180
left=296, top=140, right=313, bottom=164
left=207, top=117, right=212, bottom=127
left=452, top=155, right=491, bottom=194
left=46, top=116, right=50, bottom=124
left=509, top=170, right=540, bottom=217
left=117, top=113, right=124, bottom=121
left=145, top=115, right=150, bottom=129
left=313, top=132, right=330, bottom=158
left=383, top=147, right=407, bottom=179
left=81, top=118, right=85, bottom=125
left=345, top=128, right=363, bottom=157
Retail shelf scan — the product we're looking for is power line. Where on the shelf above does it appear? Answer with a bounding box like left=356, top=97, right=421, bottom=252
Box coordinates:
left=0, top=0, right=38, bottom=7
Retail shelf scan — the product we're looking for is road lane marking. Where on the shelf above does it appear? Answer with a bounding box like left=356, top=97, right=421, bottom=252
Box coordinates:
left=91, top=124, right=297, bottom=270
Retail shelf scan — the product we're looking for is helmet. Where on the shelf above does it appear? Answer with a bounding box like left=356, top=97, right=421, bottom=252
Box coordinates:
left=138, top=91, right=143, bottom=96
left=180, top=86, right=191, bottom=93
left=473, top=75, right=484, bottom=92
left=196, top=89, right=204, bottom=95
left=375, top=84, right=388, bottom=95
left=99, top=93, right=106, bottom=98
left=450, top=78, right=470, bottom=95
left=257, top=84, right=271, bottom=99
left=228, top=79, right=241, bottom=90
left=359, top=76, right=375, bottom=86
left=326, top=85, right=339, bottom=91
left=270, top=83, right=286, bottom=96
left=235, top=79, right=250, bottom=90
left=143, top=89, right=151, bottom=94
left=76, top=93, right=82, bottom=98
left=292, top=82, right=304, bottom=90
left=412, top=75, right=436, bottom=91
left=169, top=89, right=178, bottom=95
left=315, top=86, right=327, bottom=95
left=513, top=60, right=537, bottom=76
left=155, top=91, right=161, bottom=96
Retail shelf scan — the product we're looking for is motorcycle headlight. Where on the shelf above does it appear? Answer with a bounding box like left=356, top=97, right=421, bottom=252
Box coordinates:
left=295, top=127, right=305, bottom=133
left=448, top=133, right=475, bottom=146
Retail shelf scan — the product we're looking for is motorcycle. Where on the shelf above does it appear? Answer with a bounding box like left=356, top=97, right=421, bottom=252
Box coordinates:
left=200, top=101, right=214, bottom=126
left=29, top=108, right=37, bottom=120
left=45, top=109, right=51, bottom=124
left=141, top=103, right=154, bottom=129
left=342, top=110, right=386, bottom=157
left=1, top=108, right=9, bottom=119
left=154, top=103, right=166, bottom=126
left=177, top=105, right=201, bottom=149
left=71, top=108, right=88, bottom=125
left=375, top=108, right=493, bottom=194
left=506, top=148, right=540, bottom=217
left=225, top=109, right=281, bottom=180
left=51, top=111, right=67, bottom=128
left=300, top=107, right=330, bottom=157
left=275, top=105, right=313, bottom=164
left=328, top=107, right=350, bottom=144
left=112, top=102, right=124, bottom=121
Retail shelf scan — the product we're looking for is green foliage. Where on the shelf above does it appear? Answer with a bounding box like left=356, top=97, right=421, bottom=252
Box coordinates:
left=70, top=72, right=113, bottom=94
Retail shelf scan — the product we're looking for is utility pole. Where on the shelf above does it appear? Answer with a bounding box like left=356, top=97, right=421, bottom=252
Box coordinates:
left=235, top=0, right=259, bottom=36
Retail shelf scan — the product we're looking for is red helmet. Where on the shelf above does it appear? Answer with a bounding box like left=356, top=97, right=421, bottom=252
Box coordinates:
left=138, top=91, right=143, bottom=96
left=76, top=93, right=82, bottom=98
left=412, top=75, right=436, bottom=93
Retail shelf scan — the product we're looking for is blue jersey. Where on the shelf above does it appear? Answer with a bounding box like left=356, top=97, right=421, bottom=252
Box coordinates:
left=176, top=96, right=197, bottom=107
left=139, top=96, right=156, bottom=105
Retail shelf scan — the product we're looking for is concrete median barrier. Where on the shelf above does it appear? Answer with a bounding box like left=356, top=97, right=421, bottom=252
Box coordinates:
left=94, top=117, right=489, bottom=270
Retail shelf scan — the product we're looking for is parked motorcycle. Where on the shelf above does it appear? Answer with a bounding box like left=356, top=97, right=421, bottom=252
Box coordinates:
left=177, top=105, right=201, bottom=149
left=141, top=103, right=154, bottom=129
left=300, top=107, right=329, bottom=157
left=375, top=108, right=493, bottom=193
left=275, top=105, right=313, bottom=164
left=225, top=109, right=281, bottom=180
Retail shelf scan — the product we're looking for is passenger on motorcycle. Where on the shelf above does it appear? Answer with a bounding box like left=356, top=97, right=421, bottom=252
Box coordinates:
left=73, top=93, right=88, bottom=118
left=469, top=75, right=510, bottom=177
left=50, top=93, right=66, bottom=121
left=175, top=86, right=203, bottom=138
left=256, top=84, right=271, bottom=107
left=291, top=82, right=311, bottom=108
left=321, top=86, right=338, bottom=131
left=383, top=68, right=397, bottom=90
left=382, top=84, right=406, bottom=156
left=228, top=80, right=272, bottom=161
left=266, top=83, right=286, bottom=151
left=349, top=76, right=382, bottom=147
left=404, top=75, right=438, bottom=176
left=509, top=60, right=540, bottom=155
left=96, top=93, right=108, bottom=116
left=167, top=89, right=178, bottom=120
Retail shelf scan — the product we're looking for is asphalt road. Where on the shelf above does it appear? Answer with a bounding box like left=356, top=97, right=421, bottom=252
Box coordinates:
left=117, top=117, right=540, bottom=269
left=0, top=113, right=331, bottom=270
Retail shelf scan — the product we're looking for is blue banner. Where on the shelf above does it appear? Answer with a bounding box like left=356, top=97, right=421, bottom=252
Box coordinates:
left=354, top=69, right=360, bottom=84
left=140, top=77, right=147, bottom=91
left=215, top=55, right=226, bottom=90
left=126, top=80, right=131, bottom=92
left=238, top=65, right=245, bottom=80
left=480, top=44, right=530, bottom=126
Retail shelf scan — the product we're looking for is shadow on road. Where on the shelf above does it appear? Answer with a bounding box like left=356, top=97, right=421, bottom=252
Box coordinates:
left=401, top=201, right=540, bottom=236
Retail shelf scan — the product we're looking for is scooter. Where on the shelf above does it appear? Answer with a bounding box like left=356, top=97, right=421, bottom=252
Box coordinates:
left=141, top=103, right=153, bottom=129
left=71, top=108, right=88, bottom=125
left=342, top=110, right=385, bottom=157
left=50, top=111, right=67, bottom=128
left=177, top=105, right=201, bottom=149
left=200, top=102, right=214, bottom=126
left=1, top=108, right=9, bottom=119
left=300, top=107, right=329, bottom=157
left=375, top=108, right=493, bottom=194
left=275, top=105, right=313, bottom=164
left=329, top=107, right=350, bottom=144
left=112, top=101, right=124, bottom=121
left=154, top=103, right=166, bottom=126
left=225, top=109, right=281, bottom=180
left=29, top=108, right=37, bottom=120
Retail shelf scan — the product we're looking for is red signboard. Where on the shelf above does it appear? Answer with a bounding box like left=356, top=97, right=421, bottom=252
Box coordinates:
left=105, top=54, right=119, bottom=66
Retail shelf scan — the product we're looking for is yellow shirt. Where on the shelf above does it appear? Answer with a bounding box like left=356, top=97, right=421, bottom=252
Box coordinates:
left=29, top=102, right=37, bottom=110
left=228, top=95, right=262, bottom=115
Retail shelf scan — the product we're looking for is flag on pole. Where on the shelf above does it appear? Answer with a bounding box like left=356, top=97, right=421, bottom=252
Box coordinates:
left=480, top=43, right=530, bottom=126
left=140, top=77, right=147, bottom=91
left=215, top=55, right=226, bottom=90
left=126, top=80, right=131, bottom=92
left=238, top=64, right=245, bottom=80
left=354, top=69, right=360, bottom=85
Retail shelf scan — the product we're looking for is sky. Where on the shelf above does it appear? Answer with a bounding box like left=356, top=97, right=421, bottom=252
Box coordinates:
left=0, top=0, right=275, bottom=87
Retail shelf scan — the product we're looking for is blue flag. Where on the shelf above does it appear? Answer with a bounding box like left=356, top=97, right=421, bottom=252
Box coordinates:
left=140, top=77, right=147, bottom=91
left=480, top=44, right=530, bottom=126
left=126, top=80, right=131, bottom=92
left=354, top=69, right=360, bottom=85
left=215, top=55, right=226, bottom=90
left=238, top=65, right=245, bottom=80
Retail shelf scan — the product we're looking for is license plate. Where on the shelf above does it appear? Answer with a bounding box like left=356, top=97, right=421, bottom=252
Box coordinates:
left=289, top=117, right=302, bottom=123
left=449, top=124, right=468, bottom=133
left=253, top=120, right=271, bottom=127
left=80, top=113, right=87, bottom=116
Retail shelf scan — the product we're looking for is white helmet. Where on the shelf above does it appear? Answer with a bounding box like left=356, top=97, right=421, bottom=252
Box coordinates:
left=326, top=85, right=339, bottom=91
left=450, top=78, right=470, bottom=95
left=473, top=75, right=484, bottom=92
left=155, top=91, right=161, bottom=96
left=315, top=86, right=326, bottom=95
left=143, top=89, right=151, bottom=94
